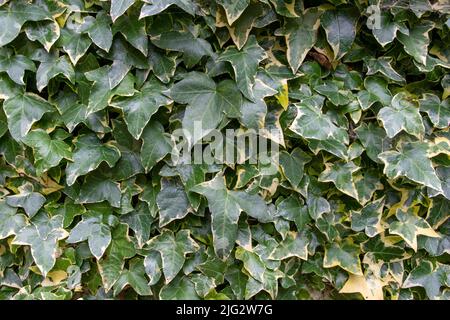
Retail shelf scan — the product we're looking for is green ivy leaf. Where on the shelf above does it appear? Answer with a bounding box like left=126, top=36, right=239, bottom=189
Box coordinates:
left=147, top=229, right=198, bottom=283
left=3, top=92, right=55, bottom=141
left=98, top=223, right=136, bottom=291
left=192, top=173, right=271, bottom=259
left=170, top=72, right=243, bottom=146
left=151, top=31, right=213, bottom=68
left=159, top=275, right=199, bottom=300
left=65, top=134, right=121, bottom=186
left=22, top=129, right=71, bottom=175
left=140, top=0, right=198, bottom=18
left=111, top=76, right=172, bottom=139
left=217, top=36, right=266, bottom=101
left=321, top=8, right=359, bottom=60
left=0, top=49, right=35, bottom=85
left=0, top=0, right=52, bottom=46
left=140, top=120, right=173, bottom=173
left=156, top=178, right=191, bottom=227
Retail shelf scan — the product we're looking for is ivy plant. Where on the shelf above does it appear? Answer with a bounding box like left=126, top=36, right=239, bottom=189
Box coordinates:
left=0, top=0, right=449, bottom=300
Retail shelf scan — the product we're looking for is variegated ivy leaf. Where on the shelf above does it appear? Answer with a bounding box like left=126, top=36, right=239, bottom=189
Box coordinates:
left=0, top=49, right=36, bottom=85
left=36, top=55, right=75, bottom=92
left=289, top=99, right=348, bottom=144
left=216, top=2, right=266, bottom=50
left=0, top=200, right=27, bottom=239
left=110, top=0, right=136, bottom=22
left=268, top=231, right=309, bottom=261
left=170, top=72, right=243, bottom=146
left=67, top=206, right=118, bottom=260
left=403, top=260, right=450, bottom=300
left=111, top=76, right=172, bottom=139
left=370, top=12, right=402, bottom=47
left=351, top=197, right=385, bottom=237
left=235, top=247, right=265, bottom=283
left=113, top=257, right=152, bottom=296
left=397, top=21, right=434, bottom=65
left=140, top=120, right=173, bottom=173
left=151, top=31, right=213, bottom=68
left=323, top=242, right=363, bottom=275
left=362, top=235, right=406, bottom=263
left=24, top=20, right=60, bottom=52
left=98, top=223, right=136, bottom=291
left=217, top=36, right=267, bottom=101
left=216, top=0, right=250, bottom=25
left=378, top=141, right=443, bottom=192
left=321, top=8, right=359, bottom=61
left=364, top=57, right=405, bottom=83
left=239, top=76, right=277, bottom=130
left=22, top=129, right=72, bottom=176
left=339, top=273, right=384, bottom=300
left=0, top=0, right=52, bottom=47
left=65, top=134, right=121, bottom=186
left=58, top=25, right=92, bottom=65
left=3, top=92, right=55, bottom=141
left=191, top=173, right=272, bottom=259
left=318, top=161, right=360, bottom=200
left=419, top=93, right=450, bottom=129
left=377, top=92, right=425, bottom=138
left=79, top=11, right=113, bottom=52
left=5, top=183, right=46, bottom=218
left=12, top=212, right=68, bottom=276
left=140, top=0, right=198, bottom=18
left=113, top=10, right=148, bottom=56
left=147, top=229, right=198, bottom=284
left=269, top=0, right=303, bottom=17
left=156, top=178, right=191, bottom=227
left=276, top=7, right=321, bottom=73
left=389, top=208, right=439, bottom=252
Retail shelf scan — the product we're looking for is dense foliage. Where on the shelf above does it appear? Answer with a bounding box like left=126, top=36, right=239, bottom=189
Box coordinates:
left=0, top=0, right=449, bottom=300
